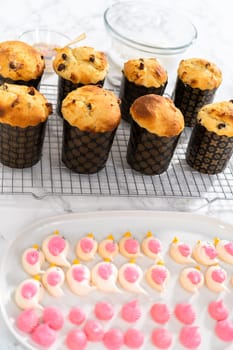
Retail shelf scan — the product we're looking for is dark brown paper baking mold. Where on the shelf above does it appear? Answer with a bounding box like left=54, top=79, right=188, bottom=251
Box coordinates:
left=0, top=74, right=42, bottom=90
left=173, top=78, right=217, bottom=127
left=127, top=120, right=180, bottom=175
left=57, top=77, right=105, bottom=117
left=62, top=120, right=116, bottom=174
left=186, top=123, right=233, bottom=174
left=119, top=76, right=167, bottom=123
left=0, top=121, right=47, bottom=168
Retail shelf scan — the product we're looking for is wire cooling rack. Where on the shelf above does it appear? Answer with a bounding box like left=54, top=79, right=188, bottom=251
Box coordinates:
left=1, top=83, right=233, bottom=201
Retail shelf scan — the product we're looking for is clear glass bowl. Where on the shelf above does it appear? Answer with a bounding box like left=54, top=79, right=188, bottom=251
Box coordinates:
left=104, top=1, right=197, bottom=88
left=104, top=1, right=197, bottom=55
left=18, top=29, right=71, bottom=73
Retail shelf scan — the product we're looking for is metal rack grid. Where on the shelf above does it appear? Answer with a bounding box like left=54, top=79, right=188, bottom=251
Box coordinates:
left=1, top=83, right=233, bottom=201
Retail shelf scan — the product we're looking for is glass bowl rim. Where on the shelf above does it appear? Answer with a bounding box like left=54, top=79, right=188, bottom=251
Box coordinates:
left=104, top=1, right=198, bottom=55
left=18, top=28, right=71, bottom=42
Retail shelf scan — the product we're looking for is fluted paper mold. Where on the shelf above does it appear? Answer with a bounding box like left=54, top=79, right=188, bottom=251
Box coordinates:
left=0, top=121, right=47, bottom=168
left=186, top=123, right=233, bottom=174
left=127, top=120, right=180, bottom=175
left=173, top=78, right=217, bottom=127
left=57, top=77, right=104, bottom=117
left=62, top=120, right=116, bottom=174
left=119, top=76, right=167, bottom=123
left=0, top=74, right=42, bottom=89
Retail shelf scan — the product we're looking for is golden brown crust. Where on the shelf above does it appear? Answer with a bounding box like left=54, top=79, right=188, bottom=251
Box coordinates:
left=178, top=58, right=222, bottom=90
left=123, top=58, right=167, bottom=88
left=53, top=46, right=108, bottom=84
left=130, top=94, right=184, bottom=137
left=0, top=41, right=45, bottom=81
left=61, top=85, right=121, bottom=132
left=0, top=83, right=52, bottom=127
left=197, top=101, right=233, bottom=137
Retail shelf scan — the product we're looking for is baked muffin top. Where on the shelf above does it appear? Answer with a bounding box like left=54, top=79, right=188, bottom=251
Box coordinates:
left=178, top=58, right=222, bottom=90
left=62, top=85, right=121, bottom=132
left=197, top=100, right=233, bottom=137
left=0, top=41, right=45, bottom=81
left=130, top=94, right=184, bottom=137
left=0, top=83, right=52, bottom=127
left=53, top=46, right=109, bottom=84
left=123, top=58, right=168, bottom=88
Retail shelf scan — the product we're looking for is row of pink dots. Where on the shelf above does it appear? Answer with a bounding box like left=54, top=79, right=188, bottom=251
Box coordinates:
left=16, top=297, right=233, bottom=349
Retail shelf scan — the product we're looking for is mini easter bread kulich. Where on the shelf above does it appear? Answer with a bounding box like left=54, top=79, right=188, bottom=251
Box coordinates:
left=0, top=40, right=45, bottom=88
left=195, top=100, right=233, bottom=136
left=0, top=84, right=52, bottom=127
left=173, top=57, right=222, bottom=126
left=61, top=85, right=120, bottom=132
left=129, top=95, right=184, bottom=137
left=53, top=46, right=108, bottom=84
left=177, top=58, right=222, bottom=90
left=61, top=85, right=121, bottom=174
left=0, top=83, right=52, bottom=168
left=127, top=94, right=184, bottom=175
left=186, top=100, right=233, bottom=174
left=119, top=57, right=167, bottom=122
left=53, top=46, right=108, bottom=115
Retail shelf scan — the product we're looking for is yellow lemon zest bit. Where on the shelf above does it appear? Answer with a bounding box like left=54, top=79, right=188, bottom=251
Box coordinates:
left=129, top=258, right=136, bottom=264
left=214, top=237, right=220, bottom=246
left=197, top=240, right=201, bottom=244
left=33, top=275, right=41, bottom=281
left=54, top=230, right=60, bottom=235
left=172, top=236, right=179, bottom=243
left=73, top=259, right=80, bottom=265
left=32, top=244, right=39, bottom=249
left=195, top=266, right=201, bottom=271
left=50, top=263, right=56, bottom=268
left=124, top=231, right=132, bottom=238
left=107, top=234, right=114, bottom=240
left=157, top=260, right=164, bottom=266
left=146, top=231, right=153, bottom=237
left=87, top=233, right=94, bottom=239
left=104, top=258, right=111, bottom=263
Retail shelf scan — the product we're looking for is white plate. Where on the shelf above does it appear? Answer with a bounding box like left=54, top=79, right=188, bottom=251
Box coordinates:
left=0, top=210, right=233, bottom=350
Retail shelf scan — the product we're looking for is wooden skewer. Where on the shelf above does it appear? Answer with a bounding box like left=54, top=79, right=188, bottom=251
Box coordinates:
left=65, top=32, right=87, bottom=47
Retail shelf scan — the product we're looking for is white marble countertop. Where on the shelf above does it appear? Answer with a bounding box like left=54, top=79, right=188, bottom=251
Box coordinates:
left=1, top=0, right=233, bottom=348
